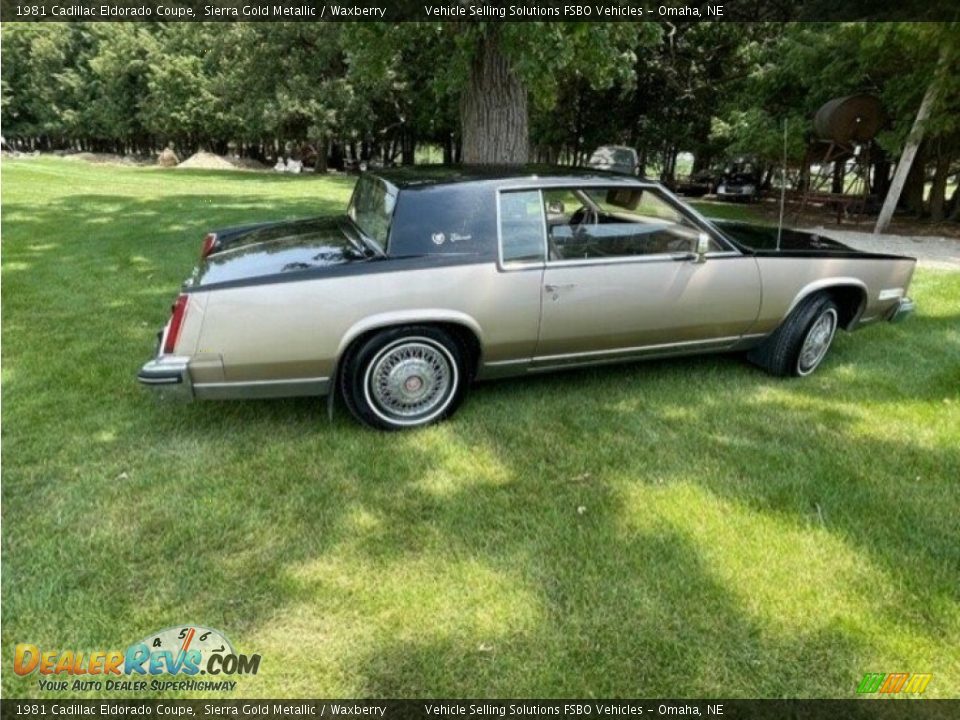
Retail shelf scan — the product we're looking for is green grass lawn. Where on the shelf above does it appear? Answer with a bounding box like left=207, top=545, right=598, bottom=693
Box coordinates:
left=689, top=199, right=766, bottom=223
left=2, top=157, right=959, bottom=699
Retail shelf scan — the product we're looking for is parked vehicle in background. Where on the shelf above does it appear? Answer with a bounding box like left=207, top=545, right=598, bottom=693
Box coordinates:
left=588, top=145, right=639, bottom=176
left=674, top=168, right=719, bottom=197
left=715, top=156, right=763, bottom=202
left=139, top=166, right=916, bottom=430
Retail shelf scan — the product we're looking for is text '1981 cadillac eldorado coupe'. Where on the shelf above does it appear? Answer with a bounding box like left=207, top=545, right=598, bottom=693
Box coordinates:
left=138, top=166, right=915, bottom=430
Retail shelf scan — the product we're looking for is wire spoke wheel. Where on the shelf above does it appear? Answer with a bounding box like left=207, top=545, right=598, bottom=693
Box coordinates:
left=797, top=308, right=838, bottom=376
left=363, top=338, right=458, bottom=425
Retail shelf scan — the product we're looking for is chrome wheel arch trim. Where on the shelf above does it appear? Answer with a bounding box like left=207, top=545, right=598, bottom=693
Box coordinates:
left=335, top=309, right=486, bottom=361
left=784, top=278, right=867, bottom=326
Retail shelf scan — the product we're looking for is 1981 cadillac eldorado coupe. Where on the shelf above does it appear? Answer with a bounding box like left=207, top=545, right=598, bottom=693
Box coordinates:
left=139, top=166, right=915, bottom=430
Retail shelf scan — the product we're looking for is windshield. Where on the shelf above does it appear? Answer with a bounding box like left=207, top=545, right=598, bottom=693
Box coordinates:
left=347, top=175, right=396, bottom=252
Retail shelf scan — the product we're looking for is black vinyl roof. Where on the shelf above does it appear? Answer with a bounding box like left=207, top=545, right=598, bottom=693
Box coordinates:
left=372, top=164, right=649, bottom=188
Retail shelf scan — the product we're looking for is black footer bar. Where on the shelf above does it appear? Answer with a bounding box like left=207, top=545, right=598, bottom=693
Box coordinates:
left=3, top=700, right=960, bottom=720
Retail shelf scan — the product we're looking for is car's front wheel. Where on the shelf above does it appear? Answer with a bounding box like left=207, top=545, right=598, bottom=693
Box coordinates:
left=748, top=292, right=840, bottom=377
left=340, top=326, right=467, bottom=430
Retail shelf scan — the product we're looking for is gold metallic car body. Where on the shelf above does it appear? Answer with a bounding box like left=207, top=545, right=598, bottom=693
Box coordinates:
left=138, top=169, right=915, bottom=404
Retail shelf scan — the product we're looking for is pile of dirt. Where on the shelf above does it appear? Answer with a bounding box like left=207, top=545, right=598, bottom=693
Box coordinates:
left=176, top=151, right=237, bottom=170
left=175, top=151, right=270, bottom=171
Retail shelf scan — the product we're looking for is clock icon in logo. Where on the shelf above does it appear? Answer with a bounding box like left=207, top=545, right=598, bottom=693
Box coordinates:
left=138, top=625, right=234, bottom=664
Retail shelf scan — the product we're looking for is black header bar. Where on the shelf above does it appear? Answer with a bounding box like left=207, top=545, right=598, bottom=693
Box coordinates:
left=1, top=0, right=958, bottom=22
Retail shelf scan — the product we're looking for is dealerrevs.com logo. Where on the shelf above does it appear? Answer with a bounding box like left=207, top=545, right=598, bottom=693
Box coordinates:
left=14, top=625, right=260, bottom=693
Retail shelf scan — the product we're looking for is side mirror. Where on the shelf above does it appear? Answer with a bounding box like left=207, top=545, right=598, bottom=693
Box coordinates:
left=694, top=233, right=710, bottom=263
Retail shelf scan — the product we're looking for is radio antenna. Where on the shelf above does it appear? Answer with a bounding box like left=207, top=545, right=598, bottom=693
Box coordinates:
left=776, top=119, right=787, bottom=252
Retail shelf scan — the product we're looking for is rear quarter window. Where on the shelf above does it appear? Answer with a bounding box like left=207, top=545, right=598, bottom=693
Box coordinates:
left=389, top=185, right=496, bottom=257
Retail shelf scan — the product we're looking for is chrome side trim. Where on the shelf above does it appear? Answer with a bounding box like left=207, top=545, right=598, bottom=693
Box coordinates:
left=529, top=343, right=739, bottom=373
left=532, top=335, right=741, bottom=365
left=484, top=358, right=533, bottom=367
left=544, top=251, right=735, bottom=269
left=192, top=376, right=330, bottom=400
left=481, top=335, right=753, bottom=378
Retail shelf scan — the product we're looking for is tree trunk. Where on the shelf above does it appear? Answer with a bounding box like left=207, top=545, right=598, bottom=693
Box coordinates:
left=442, top=134, right=453, bottom=165
left=946, top=177, right=960, bottom=221
left=316, top=135, right=328, bottom=173
left=928, top=145, right=952, bottom=222
left=871, top=156, right=891, bottom=196
left=798, top=154, right=810, bottom=192
left=831, top=160, right=845, bottom=194
left=663, top=146, right=678, bottom=183
left=401, top=128, right=415, bottom=166
left=329, top=140, right=343, bottom=170
left=460, top=29, right=529, bottom=164
left=903, top=144, right=926, bottom=215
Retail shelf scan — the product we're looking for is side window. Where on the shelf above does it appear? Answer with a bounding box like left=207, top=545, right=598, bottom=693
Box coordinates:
left=499, top=190, right=545, bottom=264
left=543, top=186, right=723, bottom=261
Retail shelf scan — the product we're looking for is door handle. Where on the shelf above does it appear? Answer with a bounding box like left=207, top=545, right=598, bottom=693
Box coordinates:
left=544, top=284, right=575, bottom=292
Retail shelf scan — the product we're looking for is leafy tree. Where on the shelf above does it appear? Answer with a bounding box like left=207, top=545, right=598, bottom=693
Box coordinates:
left=214, top=24, right=350, bottom=165
left=85, top=24, right=156, bottom=152
left=1, top=23, right=88, bottom=148
left=1, top=19, right=956, bottom=223
left=346, top=22, right=653, bottom=164
left=712, top=22, right=960, bottom=216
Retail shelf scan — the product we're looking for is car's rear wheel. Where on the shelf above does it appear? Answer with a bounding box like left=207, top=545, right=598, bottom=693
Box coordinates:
left=748, top=292, right=840, bottom=377
left=340, top=326, right=467, bottom=430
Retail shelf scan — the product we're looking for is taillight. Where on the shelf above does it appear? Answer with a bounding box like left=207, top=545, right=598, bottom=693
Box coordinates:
left=200, top=232, right=219, bottom=259
left=162, top=295, right=189, bottom=354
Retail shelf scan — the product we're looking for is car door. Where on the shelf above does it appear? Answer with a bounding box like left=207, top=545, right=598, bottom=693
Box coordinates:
left=532, top=184, right=762, bottom=368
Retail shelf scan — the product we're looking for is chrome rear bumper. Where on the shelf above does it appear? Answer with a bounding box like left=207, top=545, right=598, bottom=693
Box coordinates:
left=889, top=297, right=915, bottom=323
left=137, top=356, right=193, bottom=400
